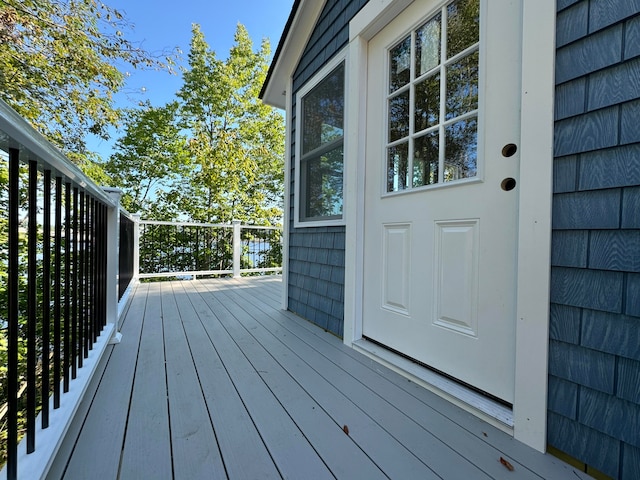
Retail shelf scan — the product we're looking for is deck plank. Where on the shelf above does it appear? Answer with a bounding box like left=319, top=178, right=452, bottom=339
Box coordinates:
left=159, top=282, right=227, bottom=479
left=61, top=282, right=148, bottom=479
left=175, top=282, right=334, bottom=479
left=168, top=281, right=282, bottom=480
left=119, top=282, right=172, bottom=479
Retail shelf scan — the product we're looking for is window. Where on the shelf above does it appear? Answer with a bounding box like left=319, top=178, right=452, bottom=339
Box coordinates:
left=296, top=55, right=345, bottom=225
left=386, top=0, right=480, bottom=192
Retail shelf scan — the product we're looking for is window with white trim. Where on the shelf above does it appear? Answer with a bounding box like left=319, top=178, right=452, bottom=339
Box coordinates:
left=295, top=53, right=345, bottom=226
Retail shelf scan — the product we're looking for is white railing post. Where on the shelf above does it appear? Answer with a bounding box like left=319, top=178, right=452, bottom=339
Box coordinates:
left=132, top=214, right=140, bottom=280
left=103, top=187, right=123, bottom=344
left=232, top=220, right=242, bottom=278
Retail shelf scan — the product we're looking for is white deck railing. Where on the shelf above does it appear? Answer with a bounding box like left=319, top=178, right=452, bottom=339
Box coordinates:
left=137, top=219, right=282, bottom=280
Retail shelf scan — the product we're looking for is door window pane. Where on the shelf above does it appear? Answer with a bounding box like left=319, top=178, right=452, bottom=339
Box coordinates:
left=416, top=14, right=442, bottom=76
left=414, top=132, right=439, bottom=187
left=415, top=73, right=441, bottom=132
left=444, top=117, right=477, bottom=181
left=387, top=143, right=409, bottom=191
left=389, top=36, right=411, bottom=93
left=446, top=50, right=479, bottom=120
left=447, top=0, right=480, bottom=58
left=389, top=91, right=410, bottom=142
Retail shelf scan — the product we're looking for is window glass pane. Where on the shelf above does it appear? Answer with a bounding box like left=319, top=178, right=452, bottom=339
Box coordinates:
left=387, top=142, right=409, bottom=192
left=415, top=14, right=441, bottom=77
left=389, top=91, right=410, bottom=142
left=447, top=0, right=480, bottom=59
left=414, top=132, right=439, bottom=187
left=302, top=64, right=344, bottom=155
left=446, top=50, right=479, bottom=120
left=304, top=145, right=344, bottom=219
left=444, top=117, right=477, bottom=181
left=389, top=36, right=411, bottom=93
left=415, top=73, right=440, bottom=132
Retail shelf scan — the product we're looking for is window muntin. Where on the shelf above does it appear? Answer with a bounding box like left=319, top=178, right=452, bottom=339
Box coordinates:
left=299, top=62, right=345, bottom=223
left=386, top=0, right=480, bottom=193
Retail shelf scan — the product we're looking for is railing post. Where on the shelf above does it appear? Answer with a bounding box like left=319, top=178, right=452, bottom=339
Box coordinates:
left=232, top=220, right=241, bottom=278
left=103, top=187, right=123, bottom=344
left=132, top=214, right=140, bottom=280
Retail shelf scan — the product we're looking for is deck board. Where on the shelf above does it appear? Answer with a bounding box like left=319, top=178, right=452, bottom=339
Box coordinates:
left=119, top=282, right=172, bottom=479
left=54, top=276, right=592, bottom=480
left=160, top=282, right=226, bottom=479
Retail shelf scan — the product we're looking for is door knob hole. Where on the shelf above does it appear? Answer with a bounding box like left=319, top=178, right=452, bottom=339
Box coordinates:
left=501, top=178, right=517, bottom=191
left=502, top=143, right=518, bottom=157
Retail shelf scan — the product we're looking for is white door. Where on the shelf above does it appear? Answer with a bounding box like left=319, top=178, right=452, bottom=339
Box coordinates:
left=362, top=0, right=522, bottom=403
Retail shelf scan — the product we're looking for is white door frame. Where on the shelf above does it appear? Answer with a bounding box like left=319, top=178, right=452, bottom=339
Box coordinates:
left=343, top=0, right=555, bottom=452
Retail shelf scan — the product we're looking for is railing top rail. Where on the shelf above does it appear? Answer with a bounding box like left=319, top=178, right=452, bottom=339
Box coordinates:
left=0, top=98, right=116, bottom=206
left=241, top=225, right=282, bottom=231
left=140, top=220, right=231, bottom=228
left=139, top=220, right=281, bottom=230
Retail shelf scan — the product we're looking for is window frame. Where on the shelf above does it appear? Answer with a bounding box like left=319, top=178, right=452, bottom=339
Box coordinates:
left=294, top=49, right=348, bottom=228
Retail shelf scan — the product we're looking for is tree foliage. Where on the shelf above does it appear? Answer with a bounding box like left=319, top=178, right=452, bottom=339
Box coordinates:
left=176, top=23, right=285, bottom=224
left=0, top=0, right=177, bottom=171
left=103, top=101, right=189, bottom=216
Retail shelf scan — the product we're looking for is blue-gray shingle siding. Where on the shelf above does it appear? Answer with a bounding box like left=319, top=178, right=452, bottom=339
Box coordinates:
left=287, top=0, right=368, bottom=337
left=551, top=2, right=640, bottom=478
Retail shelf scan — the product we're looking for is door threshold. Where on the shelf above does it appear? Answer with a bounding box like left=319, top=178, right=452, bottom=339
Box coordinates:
left=352, top=338, right=514, bottom=432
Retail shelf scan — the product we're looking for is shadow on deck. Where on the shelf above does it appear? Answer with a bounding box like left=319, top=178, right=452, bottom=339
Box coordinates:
left=49, top=276, right=588, bottom=479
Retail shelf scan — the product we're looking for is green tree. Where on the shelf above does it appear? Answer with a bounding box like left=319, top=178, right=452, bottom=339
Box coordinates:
left=0, top=0, right=178, bottom=173
left=177, top=23, right=284, bottom=225
left=103, top=101, right=189, bottom=217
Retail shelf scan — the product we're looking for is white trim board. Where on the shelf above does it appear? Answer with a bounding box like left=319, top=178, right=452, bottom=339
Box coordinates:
left=282, top=76, right=293, bottom=310
left=343, top=0, right=555, bottom=453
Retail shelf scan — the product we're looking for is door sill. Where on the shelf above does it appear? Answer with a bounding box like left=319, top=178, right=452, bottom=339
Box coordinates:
left=352, top=338, right=514, bottom=432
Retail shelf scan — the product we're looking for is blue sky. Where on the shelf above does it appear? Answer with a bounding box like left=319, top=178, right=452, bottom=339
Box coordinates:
left=88, top=0, right=293, bottom=159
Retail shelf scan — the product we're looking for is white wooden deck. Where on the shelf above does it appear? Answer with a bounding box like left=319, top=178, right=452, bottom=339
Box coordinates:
left=49, top=276, right=589, bottom=479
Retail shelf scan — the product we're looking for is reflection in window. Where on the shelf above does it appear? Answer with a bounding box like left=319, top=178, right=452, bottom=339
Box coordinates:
left=387, top=143, right=409, bottom=191
left=299, top=62, right=345, bottom=222
left=445, top=118, right=477, bottom=181
left=389, top=37, right=411, bottom=93
left=385, top=0, right=480, bottom=192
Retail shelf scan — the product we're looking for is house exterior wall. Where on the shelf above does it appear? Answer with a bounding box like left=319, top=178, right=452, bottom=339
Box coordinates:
left=288, top=0, right=368, bottom=336
left=549, top=1, right=640, bottom=478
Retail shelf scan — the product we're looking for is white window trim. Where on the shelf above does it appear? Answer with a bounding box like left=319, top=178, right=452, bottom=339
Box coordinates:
left=294, top=48, right=348, bottom=228
left=343, top=0, right=555, bottom=453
